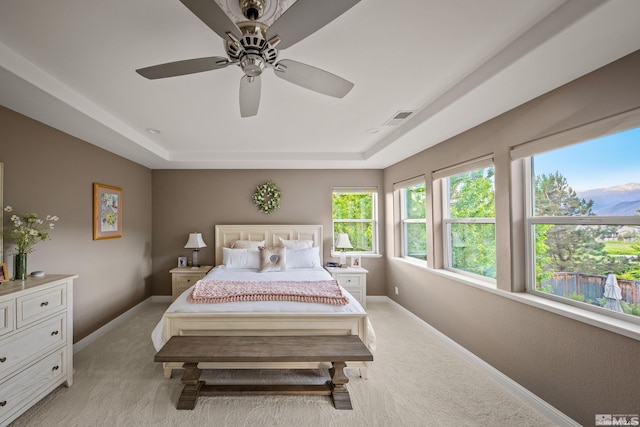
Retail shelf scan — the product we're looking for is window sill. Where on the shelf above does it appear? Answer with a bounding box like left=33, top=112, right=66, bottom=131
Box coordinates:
left=394, top=257, right=497, bottom=290
left=330, top=251, right=382, bottom=259
left=391, top=257, right=640, bottom=342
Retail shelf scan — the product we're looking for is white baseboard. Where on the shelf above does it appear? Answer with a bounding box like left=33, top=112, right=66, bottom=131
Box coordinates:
left=383, top=297, right=579, bottom=427
left=73, top=297, right=154, bottom=354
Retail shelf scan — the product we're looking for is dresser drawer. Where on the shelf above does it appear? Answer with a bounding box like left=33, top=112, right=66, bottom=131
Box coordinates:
left=171, top=266, right=212, bottom=301
left=0, top=348, right=66, bottom=426
left=175, top=275, right=201, bottom=294
left=16, top=284, right=66, bottom=328
left=0, top=314, right=66, bottom=381
left=334, top=273, right=362, bottom=289
left=0, top=300, right=15, bottom=338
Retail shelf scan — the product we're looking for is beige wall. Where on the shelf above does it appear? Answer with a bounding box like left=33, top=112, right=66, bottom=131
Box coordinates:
left=383, top=50, right=640, bottom=425
left=0, top=106, right=153, bottom=341
left=151, top=169, right=385, bottom=296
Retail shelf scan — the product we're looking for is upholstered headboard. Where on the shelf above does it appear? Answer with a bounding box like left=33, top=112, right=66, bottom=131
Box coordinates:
left=214, top=224, right=323, bottom=266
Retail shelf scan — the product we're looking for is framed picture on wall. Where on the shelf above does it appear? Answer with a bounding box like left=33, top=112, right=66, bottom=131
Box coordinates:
left=93, top=183, right=122, bottom=240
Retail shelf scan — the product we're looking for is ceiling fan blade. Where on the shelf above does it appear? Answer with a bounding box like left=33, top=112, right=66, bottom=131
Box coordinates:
left=239, top=75, right=261, bottom=117
left=136, top=57, right=231, bottom=79
left=266, top=0, right=360, bottom=50
left=180, top=0, right=242, bottom=41
left=273, top=59, right=354, bottom=98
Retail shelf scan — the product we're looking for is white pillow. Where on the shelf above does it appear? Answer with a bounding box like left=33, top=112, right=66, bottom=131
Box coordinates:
left=278, top=237, right=313, bottom=250
left=222, top=247, right=260, bottom=269
left=231, top=239, right=265, bottom=249
left=286, top=246, right=321, bottom=269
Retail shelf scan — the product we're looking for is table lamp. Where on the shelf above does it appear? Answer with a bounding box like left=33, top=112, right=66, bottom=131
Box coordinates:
left=184, top=232, right=207, bottom=268
left=335, top=233, right=353, bottom=266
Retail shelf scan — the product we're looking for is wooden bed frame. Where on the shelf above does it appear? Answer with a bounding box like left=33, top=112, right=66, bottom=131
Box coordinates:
left=159, top=224, right=371, bottom=378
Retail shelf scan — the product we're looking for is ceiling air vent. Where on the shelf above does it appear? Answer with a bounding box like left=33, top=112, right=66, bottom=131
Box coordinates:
left=383, top=110, right=415, bottom=126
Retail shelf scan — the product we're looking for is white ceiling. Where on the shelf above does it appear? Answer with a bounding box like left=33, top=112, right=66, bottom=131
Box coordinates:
left=1, top=0, right=639, bottom=169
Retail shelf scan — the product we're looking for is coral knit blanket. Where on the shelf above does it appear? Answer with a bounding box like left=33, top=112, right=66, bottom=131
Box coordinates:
left=187, top=279, right=349, bottom=306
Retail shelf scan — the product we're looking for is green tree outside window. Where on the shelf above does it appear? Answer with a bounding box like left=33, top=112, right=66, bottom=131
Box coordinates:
left=332, top=190, right=376, bottom=253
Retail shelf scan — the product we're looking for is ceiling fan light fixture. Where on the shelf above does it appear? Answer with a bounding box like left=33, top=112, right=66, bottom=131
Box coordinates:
left=240, top=53, right=265, bottom=77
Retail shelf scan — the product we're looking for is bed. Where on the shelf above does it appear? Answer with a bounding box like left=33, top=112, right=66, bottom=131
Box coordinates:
left=152, top=224, right=374, bottom=378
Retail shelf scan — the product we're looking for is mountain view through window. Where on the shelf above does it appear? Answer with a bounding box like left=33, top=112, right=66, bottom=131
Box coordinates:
left=531, top=127, right=640, bottom=318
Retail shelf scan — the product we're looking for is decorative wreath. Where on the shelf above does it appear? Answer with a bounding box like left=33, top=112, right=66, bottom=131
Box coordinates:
left=253, top=182, right=281, bottom=214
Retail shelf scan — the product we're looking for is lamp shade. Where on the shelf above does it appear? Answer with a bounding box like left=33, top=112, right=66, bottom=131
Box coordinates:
left=184, top=232, right=207, bottom=249
left=335, top=233, right=353, bottom=249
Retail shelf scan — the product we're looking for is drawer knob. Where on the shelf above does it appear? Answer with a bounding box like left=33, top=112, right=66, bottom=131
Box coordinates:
left=52, top=365, right=60, bottom=371
left=51, top=330, right=59, bottom=336
left=40, top=301, right=49, bottom=307
left=0, top=357, right=6, bottom=363
left=0, top=400, right=6, bottom=407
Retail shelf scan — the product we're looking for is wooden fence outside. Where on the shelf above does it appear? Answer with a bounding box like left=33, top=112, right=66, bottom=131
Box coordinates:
left=542, top=272, right=640, bottom=305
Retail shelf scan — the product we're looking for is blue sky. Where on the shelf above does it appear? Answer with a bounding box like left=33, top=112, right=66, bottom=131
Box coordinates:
left=533, top=127, right=640, bottom=191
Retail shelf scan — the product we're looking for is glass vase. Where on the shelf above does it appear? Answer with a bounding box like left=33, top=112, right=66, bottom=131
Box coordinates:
left=14, top=252, right=27, bottom=280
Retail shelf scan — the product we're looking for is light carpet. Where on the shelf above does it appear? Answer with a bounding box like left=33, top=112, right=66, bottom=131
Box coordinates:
left=11, top=300, right=556, bottom=427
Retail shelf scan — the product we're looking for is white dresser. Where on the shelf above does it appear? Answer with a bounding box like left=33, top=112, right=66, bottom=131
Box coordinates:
left=0, top=274, right=76, bottom=426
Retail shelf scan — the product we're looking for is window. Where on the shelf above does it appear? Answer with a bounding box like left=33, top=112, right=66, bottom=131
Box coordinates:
left=437, top=157, right=496, bottom=280
left=397, top=178, right=427, bottom=261
left=332, top=188, right=378, bottom=255
left=525, top=126, right=640, bottom=320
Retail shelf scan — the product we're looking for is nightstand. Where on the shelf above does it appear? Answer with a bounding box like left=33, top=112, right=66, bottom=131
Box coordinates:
left=325, top=266, right=368, bottom=308
left=169, top=265, right=213, bottom=301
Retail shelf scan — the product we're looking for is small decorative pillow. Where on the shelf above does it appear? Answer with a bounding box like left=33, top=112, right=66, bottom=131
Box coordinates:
left=231, top=240, right=265, bottom=249
left=259, top=246, right=286, bottom=272
left=222, top=247, right=260, bottom=269
left=278, top=237, right=313, bottom=250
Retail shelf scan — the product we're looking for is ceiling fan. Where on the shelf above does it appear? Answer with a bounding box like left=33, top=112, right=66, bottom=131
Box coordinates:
left=136, top=0, right=360, bottom=117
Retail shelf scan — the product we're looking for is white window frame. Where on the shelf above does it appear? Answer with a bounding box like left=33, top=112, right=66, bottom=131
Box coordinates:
left=395, top=177, right=427, bottom=261
left=522, top=153, right=640, bottom=325
left=331, top=187, right=379, bottom=256
left=435, top=156, right=496, bottom=284
left=503, top=107, right=640, bottom=338
left=509, top=107, right=640, bottom=327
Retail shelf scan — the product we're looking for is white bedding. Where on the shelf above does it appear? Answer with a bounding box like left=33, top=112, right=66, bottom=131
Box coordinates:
left=151, top=266, right=374, bottom=351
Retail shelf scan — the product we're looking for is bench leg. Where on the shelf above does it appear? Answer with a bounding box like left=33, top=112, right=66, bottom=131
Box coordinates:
left=329, top=361, right=352, bottom=410
left=163, top=365, right=173, bottom=379
left=177, top=362, right=203, bottom=410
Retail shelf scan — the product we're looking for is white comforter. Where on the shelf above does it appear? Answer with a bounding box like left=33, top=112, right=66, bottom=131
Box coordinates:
left=151, top=266, right=375, bottom=351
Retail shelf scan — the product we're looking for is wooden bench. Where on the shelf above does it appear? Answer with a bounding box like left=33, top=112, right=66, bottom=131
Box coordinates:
left=154, top=335, right=373, bottom=410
